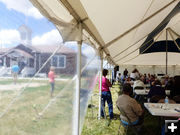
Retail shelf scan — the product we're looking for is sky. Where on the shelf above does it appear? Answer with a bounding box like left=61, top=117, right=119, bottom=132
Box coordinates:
left=0, top=0, right=96, bottom=60
left=0, top=0, right=63, bottom=47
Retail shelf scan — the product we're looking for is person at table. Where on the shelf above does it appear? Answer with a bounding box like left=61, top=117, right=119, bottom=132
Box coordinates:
left=149, top=75, right=156, bottom=87
left=116, top=83, right=144, bottom=125
left=100, top=69, right=113, bottom=119
left=147, top=79, right=166, bottom=99
left=171, top=75, right=180, bottom=97
left=133, top=76, right=145, bottom=90
left=165, top=77, right=174, bottom=96
left=130, top=68, right=139, bottom=81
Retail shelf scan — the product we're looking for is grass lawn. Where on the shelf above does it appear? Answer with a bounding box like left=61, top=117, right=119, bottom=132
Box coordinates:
left=0, top=78, right=74, bottom=135
left=0, top=78, right=161, bottom=135
left=82, top=82, right=160, bottom=135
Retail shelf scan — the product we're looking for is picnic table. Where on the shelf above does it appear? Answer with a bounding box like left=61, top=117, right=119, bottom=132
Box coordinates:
left=144, top=103, right=180, bottom=117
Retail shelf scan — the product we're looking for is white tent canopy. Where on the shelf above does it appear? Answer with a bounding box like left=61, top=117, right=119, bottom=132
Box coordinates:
left=30, top=0, right=180, bottom=67
left=27, top=1, right=180, bottom=134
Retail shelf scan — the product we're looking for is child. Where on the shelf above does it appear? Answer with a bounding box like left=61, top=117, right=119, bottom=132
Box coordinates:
left=48, top=66, right=55, bottom=97
left=11, top=64, right=20, bottom=84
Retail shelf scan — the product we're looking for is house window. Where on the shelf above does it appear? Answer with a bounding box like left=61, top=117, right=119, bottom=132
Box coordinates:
left=51, top=55, right=66, bottom=68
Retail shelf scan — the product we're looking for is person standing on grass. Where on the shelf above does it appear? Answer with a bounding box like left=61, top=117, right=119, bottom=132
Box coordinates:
left=11, top=63, right=20, bottom=85
left=100, top=69, right=113, bottom=119
left=48, top=66, right=56, bottom=97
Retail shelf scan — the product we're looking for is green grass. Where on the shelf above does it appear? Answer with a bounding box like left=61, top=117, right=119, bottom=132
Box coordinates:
left=0, top=79, right=73, bottom=135
left=82, top=82, right=160, bottom=135
left=0, top=79, right=160, bottom=135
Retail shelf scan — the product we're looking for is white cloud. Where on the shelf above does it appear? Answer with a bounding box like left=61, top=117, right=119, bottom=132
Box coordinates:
left=0, top=29, right=20, bottom=45
left=82, top=45, right=96, bottom=59
left=32, top=29, right=63, bottom=45
left=0, top=0, right=43, bottom=19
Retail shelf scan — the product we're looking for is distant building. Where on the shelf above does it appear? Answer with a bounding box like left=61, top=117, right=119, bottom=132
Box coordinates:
left=18, top=25, right=32, bottom=46
left=0, top=25, right=86, bottom=76
left=0, top=44, right=84, bottom=76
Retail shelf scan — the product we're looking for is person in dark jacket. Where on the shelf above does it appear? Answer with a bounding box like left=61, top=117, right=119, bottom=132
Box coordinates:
left=147, top=79, right=166, bottom=99
left=123, top=68, right=128, bottom=78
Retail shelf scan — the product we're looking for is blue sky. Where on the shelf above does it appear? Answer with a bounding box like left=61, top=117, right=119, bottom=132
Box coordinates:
left=0, top=0, right=96, bottom=59
left=0, top=2, right=55, bottom=36
left=0, top=0, right=63, bottom=47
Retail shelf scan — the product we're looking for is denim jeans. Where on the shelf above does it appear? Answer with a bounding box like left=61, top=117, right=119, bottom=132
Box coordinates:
left=101, top=91, right=113, bottom=119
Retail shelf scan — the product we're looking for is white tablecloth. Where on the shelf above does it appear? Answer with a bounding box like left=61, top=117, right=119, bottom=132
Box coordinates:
left=144, top=103, right=180, bottom=117
left=134, top=90, right=170, bottom=96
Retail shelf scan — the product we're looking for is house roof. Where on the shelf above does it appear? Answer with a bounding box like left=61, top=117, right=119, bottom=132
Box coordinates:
left=0, top=44, right=76, bottom=56
left=0, top=48, right=12, bottom=54
left=32, top=45, right=76, bottom=54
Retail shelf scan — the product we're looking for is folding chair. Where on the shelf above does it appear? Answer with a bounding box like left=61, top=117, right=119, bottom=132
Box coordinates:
left=150, top=95, right=165, bottom=103
left=134, top=86, right=145, bottom=101
left=117, top=106, right=140, bottom=135
left=173, top=95, right=180, bottom=103
left=134, top=86, right=144, bottom=90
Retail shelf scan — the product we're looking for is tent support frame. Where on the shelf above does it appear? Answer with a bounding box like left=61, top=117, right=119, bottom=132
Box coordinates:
left=73, top=23, right=82, bottom=135
left=168, top=29, right=180, bottom=50
left=98, top=49, right=103, bottom=120
left=104, top=0, right=178, bottom=48
left=115, top=29, right=164, bottom=63
left=169, top=28, right=180, bottom=37
left=166, top=29, right=168, bottom=75
left=59, top=0, right=116, bottom=66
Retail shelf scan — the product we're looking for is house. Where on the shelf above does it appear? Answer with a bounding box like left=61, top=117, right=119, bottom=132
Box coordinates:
left=0, top=25, right=86, bottom=77
left=0, top=44, right=80, bottom=76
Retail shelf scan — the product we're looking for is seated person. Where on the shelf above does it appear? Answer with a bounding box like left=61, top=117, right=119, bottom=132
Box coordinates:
left=133, top=76, right=145, bottom=90
left=171, top=76, right=180, bottom=98
left=147, top=79, right=166, bottom=99
left=116, top=83, right=144, bottom=125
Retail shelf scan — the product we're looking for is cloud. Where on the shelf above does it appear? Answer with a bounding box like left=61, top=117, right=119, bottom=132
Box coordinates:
left=0, top=29, right=20, bottom=45
left=82, top=44, right=96, bottom=59
left=0, top=0, right=43, bottom=19
left=32, top=29, right=63, bottom=45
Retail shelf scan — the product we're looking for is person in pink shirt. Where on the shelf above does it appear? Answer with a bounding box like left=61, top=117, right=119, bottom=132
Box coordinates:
left=48, top=66, right=56, bottom=97
left=100, top=69, right=113, bottom=119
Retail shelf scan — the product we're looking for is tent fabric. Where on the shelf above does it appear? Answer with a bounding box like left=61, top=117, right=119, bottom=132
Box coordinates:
left=30, top=0, right=180, bottom=66
left=141, top=39, right=180, bottom=54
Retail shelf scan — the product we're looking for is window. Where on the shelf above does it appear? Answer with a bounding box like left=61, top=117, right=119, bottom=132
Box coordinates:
left=51, top=56, right=58, bottom=67
left=51, top=55, right=66, bottom=68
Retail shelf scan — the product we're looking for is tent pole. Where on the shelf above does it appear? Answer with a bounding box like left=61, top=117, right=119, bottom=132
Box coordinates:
left=168, top=29, right=180, bottom=51
left=73, top=23, right=82, bottom=135
left=169, top=28, right=180, bottom=38
left=108, top=63, right=110, bottom=80
left=166, top=29, right=168, bottom=75
left=98, top=50, right=103, bottom=120
left=116, top=30, right=163, bottom=63
left=110, top=64, right=112, bottom=84
left=104, top=0, right=177, bottom=48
